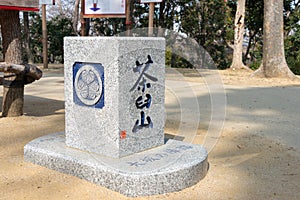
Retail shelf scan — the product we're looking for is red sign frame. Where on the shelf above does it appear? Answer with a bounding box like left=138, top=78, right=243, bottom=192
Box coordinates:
left=0, top=5, right=39, bottom=11
left=0, top=0, right=39, bottom=11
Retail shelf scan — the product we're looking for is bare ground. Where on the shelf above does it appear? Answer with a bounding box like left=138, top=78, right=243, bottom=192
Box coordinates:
left=0, top=67, right=299, bottom=200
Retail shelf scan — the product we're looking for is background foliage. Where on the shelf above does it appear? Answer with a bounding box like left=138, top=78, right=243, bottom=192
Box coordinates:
left=13, top=0, right=300, bottom=74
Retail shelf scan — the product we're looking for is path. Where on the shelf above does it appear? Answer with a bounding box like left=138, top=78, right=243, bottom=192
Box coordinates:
left=0, top=68, right=299, bottom=199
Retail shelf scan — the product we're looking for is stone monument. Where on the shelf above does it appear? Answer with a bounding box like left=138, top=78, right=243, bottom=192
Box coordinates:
left=24, top=37, right=208, bottom=197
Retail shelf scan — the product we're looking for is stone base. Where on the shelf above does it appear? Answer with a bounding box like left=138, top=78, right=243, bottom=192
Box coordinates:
left=24, top=133, right=208, bottom=197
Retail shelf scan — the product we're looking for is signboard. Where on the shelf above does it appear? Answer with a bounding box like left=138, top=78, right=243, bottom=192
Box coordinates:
left=83, top=0, right=126, bottom=18
left=39, top=0, right=55, bottom=5
left=0, top=0, right=39, bottom=11
left=140, top=0, right=163, bottom=3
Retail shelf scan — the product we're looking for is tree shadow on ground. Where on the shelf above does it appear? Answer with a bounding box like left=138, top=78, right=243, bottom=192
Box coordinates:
left=165, top=83, right=300, bottom=199
left=0, top=95, right=65, bottom=117
left=204, top=85, right=300, bottom=199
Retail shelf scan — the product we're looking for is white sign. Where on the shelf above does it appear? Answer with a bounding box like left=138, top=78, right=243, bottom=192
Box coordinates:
left=39, top=0, right=55, bottom=5
left=84, top=0, right=125, bottom=16
left=140, top=0, right=163, bottom=3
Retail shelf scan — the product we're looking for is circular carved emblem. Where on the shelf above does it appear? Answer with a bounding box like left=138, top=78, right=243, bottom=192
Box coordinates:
left=74, top=64, right=102, bottom=106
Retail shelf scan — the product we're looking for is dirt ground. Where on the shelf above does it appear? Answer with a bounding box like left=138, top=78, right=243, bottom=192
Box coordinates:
left=0, top=67, right=299, bottom=200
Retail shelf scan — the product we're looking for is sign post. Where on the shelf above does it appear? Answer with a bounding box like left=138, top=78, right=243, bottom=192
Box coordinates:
left=140, top=0, right=163, bottom=36
left=148, top=2, right=154, bottom=36
left=39, top=1, right=55, bottom=69
left=125, top=0, right=132, bottom=36
left=42, top=4, right=48, bottom=68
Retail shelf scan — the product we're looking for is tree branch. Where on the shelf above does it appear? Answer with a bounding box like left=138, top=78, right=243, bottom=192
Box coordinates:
left=0, top=62, right=42, bottom=80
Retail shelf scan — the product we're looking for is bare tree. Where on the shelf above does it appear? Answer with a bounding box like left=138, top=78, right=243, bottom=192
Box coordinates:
left=73, top=0, right=80, bottom=34
left=230, top=0, right=249, bottom=70
left=253, top=0, right=296, bottom=78
left=47, top=0, right=76, bottom=19
left=23, top=12, right=34, bottom=63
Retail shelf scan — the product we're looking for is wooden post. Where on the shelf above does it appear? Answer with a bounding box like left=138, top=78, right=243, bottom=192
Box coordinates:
left=42, top=4, right=48, bottom=69
left=125, top=0, right=132, bottom=36
left=80, top=0, right=86, bottom=36
left=148, top=2, right=155, bottom=36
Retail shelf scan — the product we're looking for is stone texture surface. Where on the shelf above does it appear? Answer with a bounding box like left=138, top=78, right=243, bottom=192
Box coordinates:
left=24, top=133, right=209, bottom=197
left=64, top=37, right=166, bottom=158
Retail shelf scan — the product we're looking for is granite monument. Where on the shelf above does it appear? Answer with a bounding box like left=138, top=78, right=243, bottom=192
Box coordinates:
left=24, top=37, right=208, bottom=197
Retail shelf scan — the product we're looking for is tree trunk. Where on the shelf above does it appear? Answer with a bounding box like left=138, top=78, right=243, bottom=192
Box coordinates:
left=230, top=0, right=248, bottom=70
left=0, top=10, right=24, bottom=117
left=73, top=0, right=80, bottom=34
left=80, top=0, right=90, bottom=36
left=253, top=0, right=295, bottom=78
left=23, top=12, right=34, bottom=63
left=158, top=0, right=165, bottom=28
left=244, top=30, right=258, bottom=63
